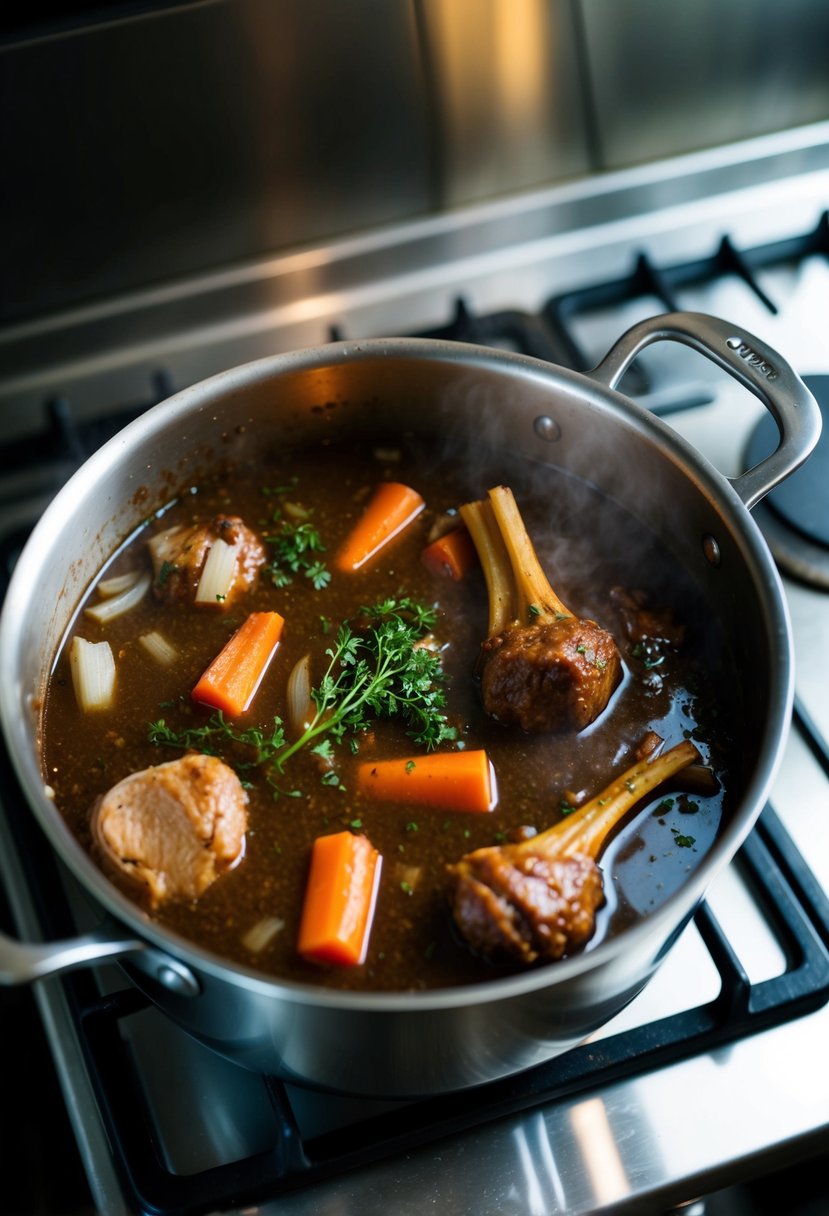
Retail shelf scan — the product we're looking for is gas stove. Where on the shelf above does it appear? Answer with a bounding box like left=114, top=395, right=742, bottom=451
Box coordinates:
left=1, top=124, right=828, bottom=1216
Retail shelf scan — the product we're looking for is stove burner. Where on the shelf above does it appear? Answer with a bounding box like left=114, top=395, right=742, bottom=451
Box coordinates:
left=745, top=375, right=829, bottom=589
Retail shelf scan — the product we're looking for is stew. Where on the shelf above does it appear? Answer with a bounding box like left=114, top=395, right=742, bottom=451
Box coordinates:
left=41, top=433, right=741, bottom=991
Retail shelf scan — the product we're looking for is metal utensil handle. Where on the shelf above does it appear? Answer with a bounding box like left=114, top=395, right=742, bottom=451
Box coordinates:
left=589, top=310, right=822, bottom=510
left=0, top=916, right=145, bottom=984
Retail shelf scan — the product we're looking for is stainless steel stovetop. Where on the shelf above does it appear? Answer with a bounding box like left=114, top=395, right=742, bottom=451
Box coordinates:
left=1, top=123, right=828, bottom=1216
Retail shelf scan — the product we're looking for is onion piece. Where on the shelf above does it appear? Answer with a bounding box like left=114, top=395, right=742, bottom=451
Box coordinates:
left=194, top=538, right=240, bottom=605
left=393, top=862, right=423, bottom=893
left=96, top=569, right=142, bottom=599
left=138, top=630, right=178, bottom=666
left=84, top=572, right=151, bottom=624
left=286, top=653, right=313, bottom=736
left=69, top=636, right=116, bottom=712
left=241, top=916, right=285, bottom=954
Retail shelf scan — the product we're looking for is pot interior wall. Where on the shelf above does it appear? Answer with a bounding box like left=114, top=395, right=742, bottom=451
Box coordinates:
left=8, top=343, right=778, bottom=872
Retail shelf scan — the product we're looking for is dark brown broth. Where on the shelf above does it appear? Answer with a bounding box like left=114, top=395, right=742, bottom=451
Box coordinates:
left=42, top=436, right=736, bottom=991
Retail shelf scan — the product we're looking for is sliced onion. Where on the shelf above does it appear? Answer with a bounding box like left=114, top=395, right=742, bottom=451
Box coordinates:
left=393, top=862, right=423, bottom=893
left=69, top=636, right=116, bottom=712
left=147, top=524, right=184, bottom=564
left=138, top=630, right=178, bottom=666
left=194, top=538, right=240, bottom=605
left=286, top=653, right=313, bottom=735
left=96, top=569, right=142, bottom=599
left=281, top=500, right=310, bottom=523
left=84, top=571, right=151, bottom=624
left=426, top=510, right=460, bottom=544
left=241, top=916, right=285, bottom=954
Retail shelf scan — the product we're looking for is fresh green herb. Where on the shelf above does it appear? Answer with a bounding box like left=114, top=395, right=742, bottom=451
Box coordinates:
left=528, top=603, right=542, bottom=619
left=148, top=713, right=286, bottom=762
left=148, top=596, right=455, bottom=795
left=631, top=640, right=667, bottom=670
left=405, top=760, right=416, bottom=773
left=157, top=559, right=177, bottom=586
left=559, top=801, right=576, bottom=816
left=405, top=821, right=419, bottom=833
left=148, top=713, right=296, bottom=796
left=671, top=828, right=696, bottom=849
left=264, top=501, right=330, bottom=590
left=400, top=881, right=413, bottom=896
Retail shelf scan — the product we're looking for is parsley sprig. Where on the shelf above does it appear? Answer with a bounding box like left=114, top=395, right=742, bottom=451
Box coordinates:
left=261, top=485, right=330, bottom=590
left=148, top=596, right=456, bottom=794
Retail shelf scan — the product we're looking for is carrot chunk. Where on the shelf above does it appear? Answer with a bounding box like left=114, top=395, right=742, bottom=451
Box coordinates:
left=421, top=527, right=478, bottom=581
left=357, top=750, right=496, bottom=813
left=192, top=611, right=284, bottom=716
left=297, top=831, right=382, bottom=966
left=335, top=482, right=425, bottom=573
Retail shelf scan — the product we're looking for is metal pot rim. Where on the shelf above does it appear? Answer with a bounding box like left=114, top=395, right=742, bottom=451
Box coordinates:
left=0, top=326, right=806, bottom=1009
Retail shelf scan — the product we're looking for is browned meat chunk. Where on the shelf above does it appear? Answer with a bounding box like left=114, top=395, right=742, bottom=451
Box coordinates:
left=451, top=848, right=604, bottom=964
left=148, top=514, right=265, bottom=606
left=480, top=615, right=622, bottom=733
left=460, top=487, right=622, bottom=735
left=448, top=740, right=701, bottom=968
left=91, top=754, right=248, bottom=908
left=610, top=586, right=686, bottom=646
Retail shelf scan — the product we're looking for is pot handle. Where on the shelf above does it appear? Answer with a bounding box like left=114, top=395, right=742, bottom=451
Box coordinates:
left=0, top=917, right=201, bottom=995
left=588, top=310, right=822, bottom=510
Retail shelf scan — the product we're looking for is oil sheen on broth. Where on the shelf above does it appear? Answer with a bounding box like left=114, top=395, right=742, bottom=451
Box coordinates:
left=41, top=435, right=738, bottom=992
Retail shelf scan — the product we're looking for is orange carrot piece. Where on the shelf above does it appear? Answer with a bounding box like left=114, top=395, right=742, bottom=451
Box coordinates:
left=297, top=831, right=382, bottom=966
left=335, top=482, right=425, bottom=573
left=421, top=527, right=478, bottom=581
left=192, top=611, right=285, bottom=716
left=357, top=750, right=496, bottom=813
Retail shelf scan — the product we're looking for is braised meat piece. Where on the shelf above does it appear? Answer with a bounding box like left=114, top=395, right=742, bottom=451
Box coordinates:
left=91, top=754, right=248, bottom=908
left=452, top=848, right=603, bottom=964
left=459, top=486, right=622, bottom=733
left=481, top=615, right=623, bottom=733
left=148, top=514, right=266, bottom=606
left=610, top=586, right=686, bottom=646
left=449, top=741, right=700, bottom=965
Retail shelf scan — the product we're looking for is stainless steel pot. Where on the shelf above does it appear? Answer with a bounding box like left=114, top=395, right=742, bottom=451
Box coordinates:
left=0, top=312, right=820, bottom=1097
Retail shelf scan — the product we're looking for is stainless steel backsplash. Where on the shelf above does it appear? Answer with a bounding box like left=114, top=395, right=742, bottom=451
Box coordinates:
left=2, top=0, right=828, bottom=327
